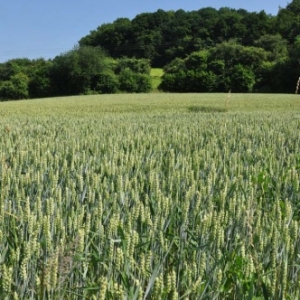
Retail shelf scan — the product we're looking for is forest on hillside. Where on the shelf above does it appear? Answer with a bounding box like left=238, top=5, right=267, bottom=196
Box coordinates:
left=1, top=0, right=300, bottom=100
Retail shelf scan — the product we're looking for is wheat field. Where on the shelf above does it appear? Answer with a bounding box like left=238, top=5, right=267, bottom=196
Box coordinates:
left=0, top=93, right=300, bottom=299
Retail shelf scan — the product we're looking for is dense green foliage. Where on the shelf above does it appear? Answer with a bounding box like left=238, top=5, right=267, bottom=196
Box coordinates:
left=78, top=0, right=300, bottom=93
left=0, top=49, right=152, bottom=101
left=1, top=0, right=300, bottom=98
left=79, top=8, right=277, bottom=67
left=0, top=94, right=300, bottom=299
left=79, top=2, right=300, bottom=66
left=160, top=42, right=274, bottom=93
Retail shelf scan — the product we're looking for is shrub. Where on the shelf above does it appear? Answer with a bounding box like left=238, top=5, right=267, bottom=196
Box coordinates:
left=119, top=68, right=152, bottom=92
left=94, top=72, right=119, bottom=94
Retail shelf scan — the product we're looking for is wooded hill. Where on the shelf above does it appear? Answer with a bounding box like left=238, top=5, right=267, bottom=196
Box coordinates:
left=1, top=1, right=300, bottom=100
left=79, top=7, right=284, bottom=67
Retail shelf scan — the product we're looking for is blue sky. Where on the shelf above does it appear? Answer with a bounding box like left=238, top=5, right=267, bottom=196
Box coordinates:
left=0, top=0, right=288, bottom=63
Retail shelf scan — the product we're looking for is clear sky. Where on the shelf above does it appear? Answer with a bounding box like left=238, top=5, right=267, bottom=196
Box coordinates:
left=0, top=0, right=289, bottom=63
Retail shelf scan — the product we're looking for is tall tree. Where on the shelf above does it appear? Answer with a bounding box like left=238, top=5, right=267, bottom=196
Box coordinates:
left=49, top=46, right=111, bottom=96
left=0, top=72, right=29, bottom=100
left=276, top=0, right=300, bottom=41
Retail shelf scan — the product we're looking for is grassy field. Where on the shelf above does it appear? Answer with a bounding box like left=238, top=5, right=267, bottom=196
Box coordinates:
left=0, top=93, right=300, bottom=299
left=150, top=68, right=164, bottom=91
left=1, top=93, right=300, bottom=115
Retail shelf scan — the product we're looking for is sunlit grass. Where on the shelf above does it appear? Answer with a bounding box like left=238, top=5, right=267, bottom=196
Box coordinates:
left=150, top=68, right=164, bottom=91
left=1, top=93, right=300, bottom=118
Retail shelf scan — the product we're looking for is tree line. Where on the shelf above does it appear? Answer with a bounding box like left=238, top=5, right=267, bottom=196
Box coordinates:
left=1, top=0, right=300, bottom=99
left=160, top=37, right=300, bottom=93
left=0, top=47, right=152, bottom=100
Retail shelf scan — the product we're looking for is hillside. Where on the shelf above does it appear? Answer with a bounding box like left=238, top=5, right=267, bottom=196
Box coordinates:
left=79, top=3, right=300, bottom=67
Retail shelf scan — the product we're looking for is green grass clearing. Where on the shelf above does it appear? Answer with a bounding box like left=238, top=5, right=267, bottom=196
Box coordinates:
left=150, top=68, right=164, bottom=91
